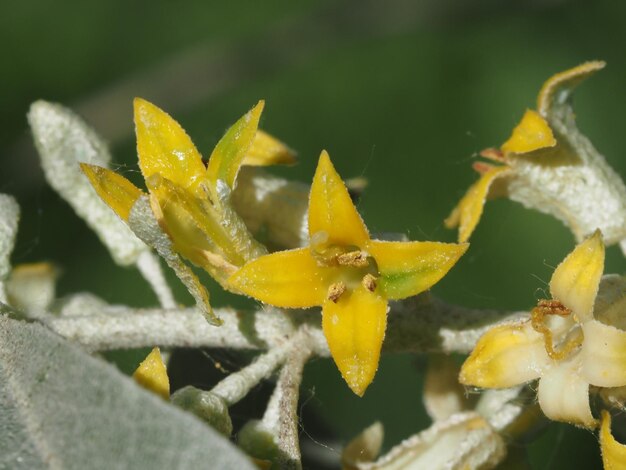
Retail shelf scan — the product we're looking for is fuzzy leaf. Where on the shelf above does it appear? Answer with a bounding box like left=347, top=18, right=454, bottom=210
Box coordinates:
left=29, top=101, right=147, bottom=265
left=0, top=195, right=19, bottom=303
left=0, top=314, right=253, bottom=470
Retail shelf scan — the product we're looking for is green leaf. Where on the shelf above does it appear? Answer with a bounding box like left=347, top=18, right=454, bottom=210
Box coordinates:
left=0, top=314, right=253, bottom=469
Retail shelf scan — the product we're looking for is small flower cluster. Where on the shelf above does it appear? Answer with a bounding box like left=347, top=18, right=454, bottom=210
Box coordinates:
left=21, top=61, right=626, bottom=468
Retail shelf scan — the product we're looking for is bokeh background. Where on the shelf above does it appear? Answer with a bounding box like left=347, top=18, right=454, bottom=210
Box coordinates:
left=3, top=0, right=626, bottom=467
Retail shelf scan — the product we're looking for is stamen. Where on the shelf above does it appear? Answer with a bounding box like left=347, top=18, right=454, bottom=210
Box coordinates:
left=336, top=251, right=369, bottom=268
left=479, top=147, right=505, bottom=162
left=327, top=282, right=347, bottom=303
left=361, top=274, right=377, bottom=292
left=530, top=299, right=580, bottom=360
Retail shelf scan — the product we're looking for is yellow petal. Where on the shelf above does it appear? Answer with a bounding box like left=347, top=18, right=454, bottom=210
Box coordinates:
left=134, top=98, right=206, bottom=192
left=228, top=247, right=329, bottom=308
left=133, top=347, right=170, bottom=400
left=206, top=101, right=264, bottom=189
left=322, top=286, right=387, bottom=396
left=537, top=61, right=606, bottom=116
left=308, top=151, right=369, bottom=248
left=80, top=163, right=143, bottom=221
left=537, top=357, right=596, bottom=428
left=242, top=130, right=296, bottom=166
left=366, top=240, right=468, bottom=300
left=581, top=319, right=626, bottom=387
left=601, top=411, right=626, bottom=470
left=148, top=176, right=242, bottom=270
left=501, top=109, right=556, bottom=154
left=444, top=166, right=510, bottom=243
left=550, top=230, right=604, bottom=322
left=459, top=320, right=551, bottom=388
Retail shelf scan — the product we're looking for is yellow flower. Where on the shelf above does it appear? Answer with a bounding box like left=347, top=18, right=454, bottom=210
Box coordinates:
left=133, top=347, right=170, bottom=400
left=446, top=61, right=626, bottom=247
left=81, top=98, right=295, bottom=286
left=460, top=230, right=626, bottom=468
left=229, top=151, right=468, bottom=396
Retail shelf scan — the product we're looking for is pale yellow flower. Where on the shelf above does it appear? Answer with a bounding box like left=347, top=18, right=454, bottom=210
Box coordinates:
left=229, top=152, right=468, bottom=396
left=460, top=231, right=626, bottom=468
left=446, top=61, right=626, bottom=248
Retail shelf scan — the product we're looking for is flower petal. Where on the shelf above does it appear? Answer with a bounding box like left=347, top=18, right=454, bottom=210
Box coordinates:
left=342, top=421, right=384, bottom=468
left=243, top=130, right=296, bottom=167
left=363, top=412, right=506, bottom=470
left=228, top=247, right=329, bottom=308
left=206, top=101, right=264, bottom=189
left=134, top=98, right=206, bottom=192
left=549, top=230, right=604, bottom=322
left=148, top=175, right=242, bottom=270
left=128, top=195, right=220, bottom=325
left=537, top=356, right=596, bottom=428
left=593, top=275, right=626, bottom=330
left=501, top=109, right=556, bottom=154
left=308, top=151, right=369, bottom=247
left=581, top=319, right=626, bottom=387
left=459, top=320, right=551, bottom=388
left=80, top=164, right=143, bottom=221
left=322, top=286, right=387, bottom=396
left=366, top=240, right=467, bottom=300
left=133, top=347, right=170, bottom=400
left=444, top=166, right=510, bottom=243
left=600, top=411, right=626, bottom=470
left=537, top=61, right=606, bottom=117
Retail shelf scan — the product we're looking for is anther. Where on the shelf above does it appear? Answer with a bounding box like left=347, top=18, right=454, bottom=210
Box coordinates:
left=361, top=274, right=377, bottom=292
left=327, top=282, right=347, bottom=303
left=336, top=251, right=369, bottom=268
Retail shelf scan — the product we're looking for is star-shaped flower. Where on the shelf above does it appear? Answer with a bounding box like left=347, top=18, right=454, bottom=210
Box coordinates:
left=81, top=99, right=295, bottom=324
left=460, top=230, right=626, bottom=468
left=229, top=151, right=468, bottom=396
left=82, top=98, right=295, bottom=285
left=445, top=61, right=626, bottom=247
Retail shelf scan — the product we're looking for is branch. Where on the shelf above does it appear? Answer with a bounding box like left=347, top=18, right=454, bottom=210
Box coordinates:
left=38, top=293, right=524, bottom=355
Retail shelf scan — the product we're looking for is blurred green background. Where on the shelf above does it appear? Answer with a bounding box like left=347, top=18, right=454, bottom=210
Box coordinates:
left=3, top=0, right=626, bottom=467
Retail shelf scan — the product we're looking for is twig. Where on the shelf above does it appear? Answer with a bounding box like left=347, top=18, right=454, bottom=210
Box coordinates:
left=211, top=329, right=309, bottom=406
left=261, top=343, right=311, bottom=470
left=40, top=294, right=523, bottom=355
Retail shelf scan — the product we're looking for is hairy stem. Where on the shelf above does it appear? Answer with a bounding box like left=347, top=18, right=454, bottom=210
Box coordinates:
left=36, top=294, right=522, bottom=355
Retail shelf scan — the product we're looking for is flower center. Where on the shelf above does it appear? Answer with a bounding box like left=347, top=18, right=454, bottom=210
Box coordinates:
left=530, top=299, right=583, bottom=360
left=310, top=236, right=379, bottom=303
